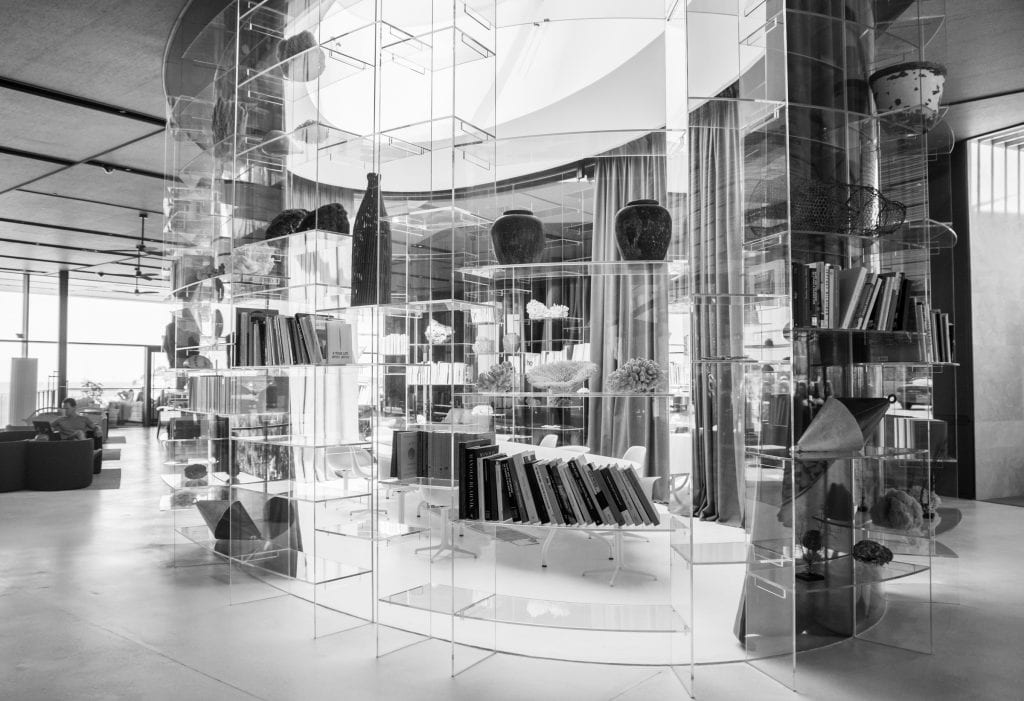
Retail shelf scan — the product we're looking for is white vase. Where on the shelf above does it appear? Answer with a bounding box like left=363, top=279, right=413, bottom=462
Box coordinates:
left=869, top=61, right=947, bottom=133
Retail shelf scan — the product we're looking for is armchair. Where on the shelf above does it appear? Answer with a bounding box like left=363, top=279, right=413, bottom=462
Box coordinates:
left=25, top=439, right=96, bottom=490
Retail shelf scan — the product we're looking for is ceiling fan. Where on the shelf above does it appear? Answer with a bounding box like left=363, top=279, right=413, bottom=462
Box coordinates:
left=101, top=212, right=174, bottom=259
left=98, top=213, right=163, bottom=295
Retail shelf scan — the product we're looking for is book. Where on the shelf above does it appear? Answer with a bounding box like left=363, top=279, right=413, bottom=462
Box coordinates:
left=623, top=467, right=660, bottom=526
left=595, top=467, right=627, bottom=526
left=536, top=461, right=564, bottom=525
left=568, top=458, right=602, bottom=525
left=511, top=452, right=539, bottom=523
left=499, top=456, right=521, bottom=522
left=857, top=276, right=883, bottom=330
left=557, top=461, right=589, bottom=525
left=481, top=453, right=505, bottom=522
left=601, top=466, right=633, bottom=525
left=610, top=466, right=643, bottom=525
left=584, top=466, right=616, bottom=524
left=326, top=319, right=354, bottom=364
left=522, top=458, right=549, bottom=524
left=458, top=439, right=493, bottom=520
left=390, top=430, right=421, bottom=480
left=546, top=462, right=576, bottom=525
left=837, top=266, right=869, bottom=329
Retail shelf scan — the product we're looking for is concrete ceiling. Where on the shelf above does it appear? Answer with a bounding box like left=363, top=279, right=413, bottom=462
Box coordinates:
left=0, top=0, right=190, bottom=299
left=0, top=0, right=1020, bottom=300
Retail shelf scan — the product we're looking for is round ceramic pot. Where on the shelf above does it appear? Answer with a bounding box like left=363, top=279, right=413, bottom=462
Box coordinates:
left=614, top=199, right=672, bottom=260
left=490, top=210, right=545, bottom=264
left=869, top=61, right=947, bottom=132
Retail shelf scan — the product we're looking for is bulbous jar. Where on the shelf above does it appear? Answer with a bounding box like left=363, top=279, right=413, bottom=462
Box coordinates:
left=490, top=209, right=545, bottom=264
left=613, top=199, right=672, bottom=260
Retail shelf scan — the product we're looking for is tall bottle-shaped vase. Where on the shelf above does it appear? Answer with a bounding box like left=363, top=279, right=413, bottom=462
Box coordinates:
left=351, top=172, right=391, bottom=306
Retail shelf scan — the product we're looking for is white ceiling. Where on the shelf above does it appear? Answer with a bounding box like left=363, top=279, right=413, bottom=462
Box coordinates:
left=0, top=0, right=1020, bottom=301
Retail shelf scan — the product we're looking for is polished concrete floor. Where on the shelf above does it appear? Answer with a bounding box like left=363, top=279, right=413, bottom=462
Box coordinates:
left=1, top=427, right=1021, bottom=701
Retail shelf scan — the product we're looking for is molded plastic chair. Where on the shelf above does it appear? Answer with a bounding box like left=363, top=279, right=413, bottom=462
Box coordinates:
left=539, top=434, right=558, bottom=448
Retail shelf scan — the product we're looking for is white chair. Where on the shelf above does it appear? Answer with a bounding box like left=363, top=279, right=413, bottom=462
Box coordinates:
left=539, top=434, right=558, bottom=448
left=668, top=432, right=693, bottom=513
left=326, top=447, right=384, bottom=517
left=414, top=485, right=476, bottom=561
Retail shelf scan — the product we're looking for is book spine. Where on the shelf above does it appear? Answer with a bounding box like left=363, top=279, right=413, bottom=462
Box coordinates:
left=610, top=467, right=640, bottom=525
left=568, top=461, right=602, bottom=525
left=499, top=458, right=517, bottom=522
left=598, top=467, right=629, bottom=525
left=585, top=467, right=616, bottom=524
left=624, top=467, right=660, bottom=526
left=513, top=455, right=539, bottom=523
left=536, top=463, right=563, bottom=525
left=558, top=462, right=589, bottom=525
left=523, top=460, right=548, bottom=524
left=547, top=463, right=576, bottom=525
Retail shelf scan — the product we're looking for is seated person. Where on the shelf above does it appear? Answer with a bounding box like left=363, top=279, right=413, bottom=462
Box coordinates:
left=50, top=398, right=104, bottom=442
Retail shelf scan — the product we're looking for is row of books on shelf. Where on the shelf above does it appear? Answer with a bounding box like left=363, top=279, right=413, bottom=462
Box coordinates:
left=186, top=375, right=289, bottom=415
left=880, top=415, right=949, bottom=458
left=234, top=308, right=355, bottom=367
left=405, top=362, right=470, bottom=385
left=459, top=444, right=660, bottom=527
left=793, top=263, right=918, bottom=332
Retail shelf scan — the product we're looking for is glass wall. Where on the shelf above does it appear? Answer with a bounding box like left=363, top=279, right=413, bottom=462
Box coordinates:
left=967, top=129, right=1024, bottom=500
left=0, top=276, right=168, bottom=427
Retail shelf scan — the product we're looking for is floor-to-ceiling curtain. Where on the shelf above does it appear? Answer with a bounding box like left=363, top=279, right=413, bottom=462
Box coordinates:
left=587, top=133, right=670, bottom=498
left=689, top=85, right=746, bottom=525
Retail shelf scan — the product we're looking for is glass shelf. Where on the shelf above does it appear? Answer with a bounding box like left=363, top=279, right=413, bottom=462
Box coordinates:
left=459, top=595, right=688, bottom=633
left=168, top=274, right=229, bottom=300
left=222, top=362, right=380, bottom=373
left=230, top=434, right=371, bottom=449
left=460, top=390, right=678, bottom=400
left=232, top=478, right=372, bottom=503
left=672, top=541, right=749, bottom=565
left=748, top=446, right=929, bottom=463
left=461, top=260, right=686, bottom=281
left=316, top=519, right=426, bottom=540
left=234, top=547, right=372, bottom=586
left=381, top=583, right=489, bottom=616
left=457, top=517, right=673, bottom=532
left=747, top=555, right=929, bottom=594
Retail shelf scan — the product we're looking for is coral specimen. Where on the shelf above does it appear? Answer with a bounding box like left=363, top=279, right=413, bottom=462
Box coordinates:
left=526, top=360, right=598, bottom=393
left=852, top=539, right=894, bottom=566
left=526, top=299, right=570, bottom=320
left=477, top=361, right=515, bottom=392
left=606, top=358, right=667, bottom=393
left=424, top=319, right=453, bottom=345
left=870, top=488, right=924, bottom=531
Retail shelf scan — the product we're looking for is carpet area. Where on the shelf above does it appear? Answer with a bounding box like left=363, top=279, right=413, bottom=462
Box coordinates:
left=982, top=495, right=1024, bottom=508
left=87, top=469, right=121, bottom=490
left=102, top=448, right=121, bottom=461
left=106, top=436, right=127, bottom=445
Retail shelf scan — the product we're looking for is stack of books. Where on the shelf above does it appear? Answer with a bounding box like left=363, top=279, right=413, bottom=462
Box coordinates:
left=792, top=263, right=917, bottom=332
left=458, top=445, right=660, bottom=527
left=234, top=308, right=354, bottom=366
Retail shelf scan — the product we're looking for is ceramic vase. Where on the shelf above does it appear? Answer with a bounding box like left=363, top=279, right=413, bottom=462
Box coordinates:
left=613, top=199, right=672, bottom=260
left=869, top=61, right=947, bottom=133
left=502, top=333, right=520, bottom=354
left=351, top=173, right=391, bottom=306
left=490, top=209, right=545, bottom=264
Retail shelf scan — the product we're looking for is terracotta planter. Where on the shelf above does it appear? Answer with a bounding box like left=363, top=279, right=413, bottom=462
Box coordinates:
left=613, top=199, right=672, bottom=260
left=869, top=61, right=947, bottom=133
left=490, top=210, right=545, bottom=264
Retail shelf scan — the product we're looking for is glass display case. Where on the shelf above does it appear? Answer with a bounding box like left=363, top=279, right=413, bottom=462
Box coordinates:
left=161, top=0, right=953, bottom=695
left=686, top=0, right=954, bottom=692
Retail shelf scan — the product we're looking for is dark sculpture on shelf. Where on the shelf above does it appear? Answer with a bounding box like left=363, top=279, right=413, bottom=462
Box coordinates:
left=277, top=31, right=326, bottom=81
left=490, top=209, right=545, bottom=264
left=265, top=208, right=308, bottom=240
left=350, top=173, right=391, bottom=306
left=297, top=203, right=349, bottom=235
left=613, top=199, right=672, bottom=260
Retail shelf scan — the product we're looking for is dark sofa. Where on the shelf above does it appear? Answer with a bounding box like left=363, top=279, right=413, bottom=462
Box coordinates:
left=0, top=432, right=99, bottom=491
